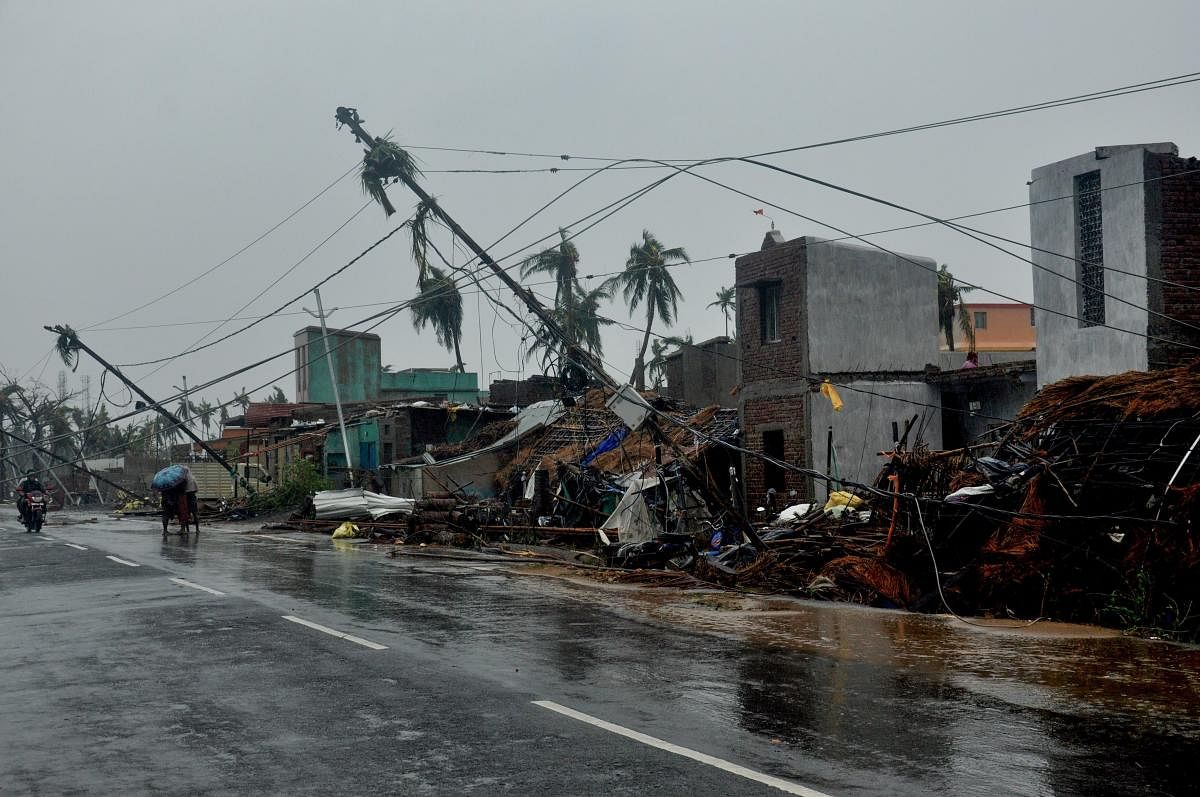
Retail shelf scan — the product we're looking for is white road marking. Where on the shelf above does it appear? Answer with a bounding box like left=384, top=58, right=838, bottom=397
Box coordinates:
left=105, top=555, right=141, bottom=567
left=62, top=543, right=88, bottom=551
left=532, top=700, right=831, bottom=797
left=38, top=535, right=56, bottom=540
left=169, top=577, right=225, bottom=596
left=281, top=615, right=388, bottom=650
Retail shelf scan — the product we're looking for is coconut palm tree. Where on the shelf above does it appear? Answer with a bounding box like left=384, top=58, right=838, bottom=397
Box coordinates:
left=266, top=386, right=287, bottom=403
left=707, top=286, right=736, bottom=338
left=194, top=400, right=216, bottom=439
left=521, top=229, right=581, bottom=346
left=410, top=265, right=466, bottom=372
left=525, top=278, right=615, bottom=371
left=646, top=334, right=693, bottom=390
left=937, top=265, right=976, bottom=352
left=611, top=230, right=689, bottom=389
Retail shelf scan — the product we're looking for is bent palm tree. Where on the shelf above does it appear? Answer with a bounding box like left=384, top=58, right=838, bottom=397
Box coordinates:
left=521, top=229, right=581, bottom=345
left=707, top=286, right=736, bottom=338
left=410, top=265, right=466, bottom=372
left=937, top=265, right=975, bottom=352
left=525, top=278, right=614, bottom=370
left=611, top=230, right=689, bottom=389
left=647, top=334, right=693, bottom=390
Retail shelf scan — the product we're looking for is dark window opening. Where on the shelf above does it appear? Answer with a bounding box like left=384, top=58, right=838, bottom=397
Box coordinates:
left=759, top=283, right=781, bottom=343
left=1075, top=170, right=1105, bottom=327
left=762, top=429, right=786, bottom=492
left=973, top=311, right=988, bottom=330
left=1030, top=306, right=1036, bottom=327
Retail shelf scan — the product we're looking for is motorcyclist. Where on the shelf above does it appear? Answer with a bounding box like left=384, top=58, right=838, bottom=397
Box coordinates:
left=15, top=470, right=46, bottom=524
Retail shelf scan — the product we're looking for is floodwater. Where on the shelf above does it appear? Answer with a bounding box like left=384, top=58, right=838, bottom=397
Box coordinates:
left=22, top=518, right=1200, bottom=794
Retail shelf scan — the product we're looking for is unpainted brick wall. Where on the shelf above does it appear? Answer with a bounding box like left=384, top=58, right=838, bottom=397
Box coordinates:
left=1148, top=154, right=1200, bottom=368
left=735, top=240, right=808, bottom=385
left=736, top=239, right=812, bottom=502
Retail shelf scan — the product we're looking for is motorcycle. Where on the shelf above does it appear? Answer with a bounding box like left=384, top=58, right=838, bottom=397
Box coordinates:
left=22, top=490, right=47, bottom=533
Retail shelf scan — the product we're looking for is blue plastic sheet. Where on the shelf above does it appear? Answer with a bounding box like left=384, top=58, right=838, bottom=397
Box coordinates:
left=580, top=426, right=630, bottom=467
left=151, top=464, right=186, bottom=491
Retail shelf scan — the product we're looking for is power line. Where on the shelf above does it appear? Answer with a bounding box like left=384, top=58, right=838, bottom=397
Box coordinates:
left=117, top=204, right=401, bottom=369
left=84, top=163, right=359, bottom=332
left=738, top=158, right=1200, bottom=339
left=397, top=69, right=1200, bottom=165
left=656, top=159, right=1200, bottom=353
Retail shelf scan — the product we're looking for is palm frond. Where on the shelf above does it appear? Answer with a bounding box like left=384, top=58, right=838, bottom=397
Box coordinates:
left=360, top=136, right=420, bottom=218
left=53, top=325, right=80, bottom=371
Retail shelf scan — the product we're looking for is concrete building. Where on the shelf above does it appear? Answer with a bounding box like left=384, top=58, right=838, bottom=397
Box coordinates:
left=1030, top=143, right=1200, bottom=387
left=736, top=232, right=942, bottom=502
left=661, top=336, right=739, bottom=408
left=293, top=326, right=481, bottom=405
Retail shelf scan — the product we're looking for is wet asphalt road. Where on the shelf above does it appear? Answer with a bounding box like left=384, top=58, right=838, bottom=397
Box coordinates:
left=1, top=516, right=1198, bottom=795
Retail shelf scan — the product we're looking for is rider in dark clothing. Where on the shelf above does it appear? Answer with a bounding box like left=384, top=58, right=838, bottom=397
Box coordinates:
left=15, top=471, right=45, bottom=523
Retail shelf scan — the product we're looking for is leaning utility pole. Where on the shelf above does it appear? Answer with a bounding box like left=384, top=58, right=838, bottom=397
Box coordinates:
left=303, top=289, right=354, bottom=481
left=333, top=108, right=762, bottom=546
left=43, top=326, right=248, bottom=490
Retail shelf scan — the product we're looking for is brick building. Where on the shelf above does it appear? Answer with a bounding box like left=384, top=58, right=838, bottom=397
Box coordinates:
left=736, top=232, right=942, bottom=503
left=662, top=336, right=739, bottom=408
left=1030, top=143, right=1200, bottom=386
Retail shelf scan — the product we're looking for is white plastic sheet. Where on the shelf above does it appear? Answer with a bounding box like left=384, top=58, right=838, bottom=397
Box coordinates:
left=313, top=488, right=415, bottom=520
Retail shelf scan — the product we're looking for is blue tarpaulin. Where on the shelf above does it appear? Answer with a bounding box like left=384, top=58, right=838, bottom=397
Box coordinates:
left=581, top=426, right=630, bottom=467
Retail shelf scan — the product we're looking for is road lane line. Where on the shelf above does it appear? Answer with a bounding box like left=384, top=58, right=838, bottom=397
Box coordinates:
left=169, top=577, right=225, bottom=596
left=38, top=535, right=56, bottom=540
left=532, top=700, right=830, bottom=797
left=62, top=543, right=88, bottom=551
left=105, top=555, right=141, bottom=567
left=281, top=615, right=388, bottom=650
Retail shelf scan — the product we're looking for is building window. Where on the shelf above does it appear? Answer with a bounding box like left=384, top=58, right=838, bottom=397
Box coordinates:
left=762, top=429, right=786, bottom=492
left=1030, top=306, right=1036, bottom=327
left=759, top=283, right=781, bottom=343
left=1075, top=170, right=1105, bottom=327
left=973, top=311, right=988, bottom=330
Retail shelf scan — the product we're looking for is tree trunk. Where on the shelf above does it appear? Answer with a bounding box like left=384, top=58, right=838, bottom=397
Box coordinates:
left=452, top=334, right=465, bottom=373
left=633, top=301, right=655, bottom=390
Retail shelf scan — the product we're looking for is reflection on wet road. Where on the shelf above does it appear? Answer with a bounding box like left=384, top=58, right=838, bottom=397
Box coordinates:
left=3, top=517, right=1197, bottom=795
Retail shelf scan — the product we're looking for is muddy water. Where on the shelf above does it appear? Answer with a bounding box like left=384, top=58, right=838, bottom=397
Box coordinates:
left=522, top=566, right=1200, bottom=729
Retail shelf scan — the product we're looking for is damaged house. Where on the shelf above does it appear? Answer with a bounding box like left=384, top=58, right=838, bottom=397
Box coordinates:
left=735, top=231, right=943, bottom=504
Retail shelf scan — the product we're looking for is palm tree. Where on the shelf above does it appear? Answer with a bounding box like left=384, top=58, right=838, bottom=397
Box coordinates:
left=705, top=284, right=734, bottom=338
left=266, top=386, right=287, bottom=403
left=611, top=230, right=689, bottom=389
left=521, top=229, right=581, bottom=346
left=937, top=265, right=976, bottom=352
left=410, top=265, right=466, bottom=372
left=194, top=400, right=216, bottom=439
left=646, top=334, right=693, bottom=390
left=707, top=286, right=736, bottom=338
left=525, top=278, right=615, bottom=371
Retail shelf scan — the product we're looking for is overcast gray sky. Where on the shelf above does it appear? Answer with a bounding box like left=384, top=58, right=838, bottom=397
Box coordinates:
left=3, top=0, right=1199, bottom=417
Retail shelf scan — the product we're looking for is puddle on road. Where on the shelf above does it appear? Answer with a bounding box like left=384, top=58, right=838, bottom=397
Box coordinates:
left=513, top=564, right=1200, bottom=730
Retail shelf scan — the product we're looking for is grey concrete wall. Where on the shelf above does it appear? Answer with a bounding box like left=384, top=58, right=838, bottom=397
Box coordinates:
left=1029, top=144, right=1175, bottom=387
left=803, top=238, right=940, bottom=373
left=807, top=380, right=943, bottom=500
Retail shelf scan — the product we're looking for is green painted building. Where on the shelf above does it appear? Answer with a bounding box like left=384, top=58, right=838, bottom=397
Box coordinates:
left=294, top=326, right=481, bottom=406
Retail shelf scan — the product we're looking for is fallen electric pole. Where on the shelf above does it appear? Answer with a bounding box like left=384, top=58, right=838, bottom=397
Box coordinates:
left=333, top=107, right=762, bottom=547
left=42, top=326, right=250, bottom=492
